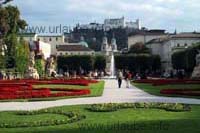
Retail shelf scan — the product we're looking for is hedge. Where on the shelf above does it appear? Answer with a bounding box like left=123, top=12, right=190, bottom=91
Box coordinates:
left=57, top=55, right=106, bottom=72
left=172, top=43, right=200, bottom=73
left=115, top=54, right=161, bottom=72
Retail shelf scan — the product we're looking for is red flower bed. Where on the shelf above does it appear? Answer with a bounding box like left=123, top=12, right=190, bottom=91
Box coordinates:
left=0, top=79, right=94, bottom=100
left=160, top=89, right=200, bottom=96
left=134, top=79, right=200, bottom=86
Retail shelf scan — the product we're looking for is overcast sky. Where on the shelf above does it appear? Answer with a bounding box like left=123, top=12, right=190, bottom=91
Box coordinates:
left=11, top=0, right=200, bottom=33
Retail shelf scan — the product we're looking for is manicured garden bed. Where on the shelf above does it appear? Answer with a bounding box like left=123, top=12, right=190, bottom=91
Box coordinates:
left=0, top=79, right=105, bottom=102
left=0, top=103, right=200, bottom=133
left=133, top=82, right=200, bottom=99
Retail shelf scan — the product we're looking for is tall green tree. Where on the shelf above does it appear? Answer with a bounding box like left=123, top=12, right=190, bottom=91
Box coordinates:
left=15, top=38, right=30, bottom=75
left=0, top=5, right=27, bottom=68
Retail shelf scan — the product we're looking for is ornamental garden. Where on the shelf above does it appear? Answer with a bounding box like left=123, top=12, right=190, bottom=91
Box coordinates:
left=0, top=1, right=200, bottom=133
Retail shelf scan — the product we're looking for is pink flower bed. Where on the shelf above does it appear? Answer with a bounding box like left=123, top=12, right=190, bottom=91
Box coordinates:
left=0, top=79, right=95, bottom=100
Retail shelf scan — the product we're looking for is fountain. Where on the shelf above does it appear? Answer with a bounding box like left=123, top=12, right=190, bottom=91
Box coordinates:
left=110, top=53, right=116, bottom=78
left=101, top=33, right=118, bottom=79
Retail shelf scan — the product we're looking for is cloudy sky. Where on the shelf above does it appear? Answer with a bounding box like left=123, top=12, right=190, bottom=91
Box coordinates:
left=11, top=0, right=200, bottom=33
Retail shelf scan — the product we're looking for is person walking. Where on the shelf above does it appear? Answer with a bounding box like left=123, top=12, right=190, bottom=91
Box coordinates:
left=125, top=70, right=132, bottom=88
left=117, top=70, right=123, bottom=88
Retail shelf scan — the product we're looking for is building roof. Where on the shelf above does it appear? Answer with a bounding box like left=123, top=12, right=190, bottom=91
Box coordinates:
left=171, top=32, right=200, bottom=39
left=128, top=29, right=166, bottom=36
left=146, top=37, right=170, bottom=44
left=57, top=44, right=94, bottom=52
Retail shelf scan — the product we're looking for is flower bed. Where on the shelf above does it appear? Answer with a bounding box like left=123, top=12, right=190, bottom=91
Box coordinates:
left=160, top=89, right=200, bottom=96
left=0, top=78, right=99, bottom=86
left=0, top=79, right=94, bottom=100
left=134, top=79, right=200, bottom=86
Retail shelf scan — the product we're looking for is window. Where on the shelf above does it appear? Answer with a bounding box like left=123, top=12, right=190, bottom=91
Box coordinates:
left=56, top=37, right=58, bottom=41
left=177, top=43, right=180, bottom=47
left=49, top=38, right=52, bottom=41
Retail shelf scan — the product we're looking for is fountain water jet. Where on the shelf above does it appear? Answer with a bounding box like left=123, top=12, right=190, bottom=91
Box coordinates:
left=110, top=53, right=116, bottom=78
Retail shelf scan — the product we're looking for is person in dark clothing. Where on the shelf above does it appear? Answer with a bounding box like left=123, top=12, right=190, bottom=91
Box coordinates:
left=117, top=70, right=123, bottom=88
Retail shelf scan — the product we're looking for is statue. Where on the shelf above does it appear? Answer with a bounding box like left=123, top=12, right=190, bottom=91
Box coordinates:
left=46, top=57, right=57, bottom=77
left=25, top=51, right=39, bottom=79
left=191, top=50, right=200, bottom=79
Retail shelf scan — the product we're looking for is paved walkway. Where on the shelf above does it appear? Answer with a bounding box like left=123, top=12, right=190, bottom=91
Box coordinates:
left=0, top=80, right=200, bottom=111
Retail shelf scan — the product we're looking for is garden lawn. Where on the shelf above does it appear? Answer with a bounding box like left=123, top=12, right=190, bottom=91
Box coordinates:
left=0, top=104, right=200, bottom=133
left=0, top=81, right=105, bottom=102
left=133, top=82, right=200, bottom=99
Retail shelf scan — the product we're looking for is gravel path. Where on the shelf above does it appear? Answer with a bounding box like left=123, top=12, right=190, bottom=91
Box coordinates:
left=0, top=80, right=200, bottom=111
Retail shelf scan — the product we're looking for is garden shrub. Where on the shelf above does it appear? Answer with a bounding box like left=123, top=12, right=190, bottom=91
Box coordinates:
left=88, top=103, right=191, bottom=112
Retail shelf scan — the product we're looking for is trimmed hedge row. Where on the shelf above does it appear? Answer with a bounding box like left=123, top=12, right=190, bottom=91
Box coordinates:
left=0, top=110, right=86, bottom=128
left=57, top=55, right=106, bottom=72
left=88, top=103, right=191, bottom=112
left=115, top=54, right=161, bottom=72
left=57, top=54, right=161, bottom=72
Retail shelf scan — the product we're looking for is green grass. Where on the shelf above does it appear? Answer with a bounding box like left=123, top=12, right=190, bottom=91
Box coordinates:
left=0, top=81, right=105, bottom=102
left=0, top=104, right=200, bottom=133
left=133, top=83, right=200, bottom=99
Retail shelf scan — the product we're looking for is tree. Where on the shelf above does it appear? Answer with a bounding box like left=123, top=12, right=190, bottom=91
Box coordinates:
left=35, top=59, right=45, bottom=77
left=0, top=5, right=27, bottom=69
left=172, top=43, right=200, bottom=74
left=129, top=42, right=151, bottom=54
left=15, top=38, right=30, bottom=75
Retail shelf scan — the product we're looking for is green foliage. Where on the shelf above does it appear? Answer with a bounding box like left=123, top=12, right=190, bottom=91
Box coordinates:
left=129, top=42, right=151, bottom=54
left=15, top=39, right=30, bottom=74
left=57, top=55, right=106, bottom=72
left=0, top=5, right=27, bottom=69
left=88, top=103, right=191, bottom=112
left=94, top=55, right=106, bottom=70
left=0, top=110, right=85, bottom=128
left=115, top=54, right=161, bottom=72
left=172, top=43, right=200, bottom=73
left=35, top=59, right=45, bottom=77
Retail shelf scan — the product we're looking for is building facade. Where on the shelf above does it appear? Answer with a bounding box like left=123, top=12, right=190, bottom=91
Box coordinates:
left=128, top=29, right=167, bottom=49
left=147, top=32, right=200, bottom=70
left=56, top=44, right=95, bottom=56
